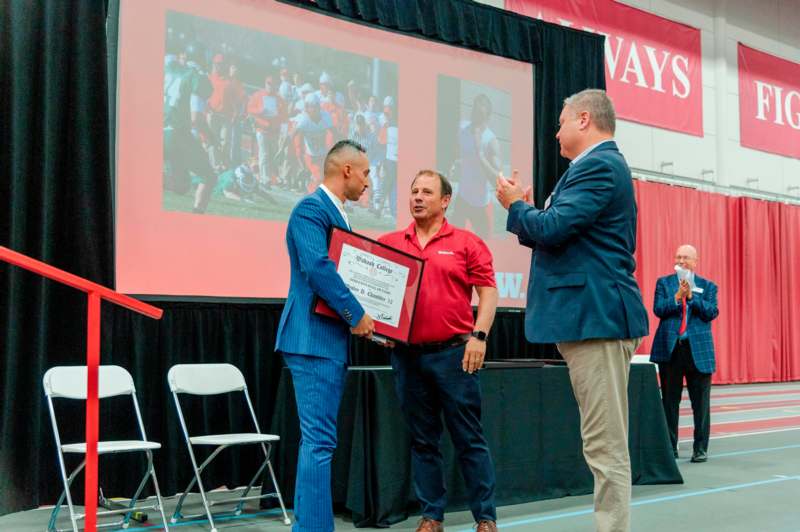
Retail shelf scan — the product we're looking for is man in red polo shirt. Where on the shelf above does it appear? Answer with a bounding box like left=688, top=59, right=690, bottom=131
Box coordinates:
left=378, top=170, right=499, bottom=532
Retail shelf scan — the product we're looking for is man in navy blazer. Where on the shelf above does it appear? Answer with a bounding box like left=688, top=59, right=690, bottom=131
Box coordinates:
left=650, top=244, right=719, bottom=463
left=497, top=89, right=648, bottom=532
left=276, top=139, right=375, bottom=532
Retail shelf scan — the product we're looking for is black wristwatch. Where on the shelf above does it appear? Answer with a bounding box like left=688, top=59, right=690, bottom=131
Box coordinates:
left=471, top=330, right=487, bottom=341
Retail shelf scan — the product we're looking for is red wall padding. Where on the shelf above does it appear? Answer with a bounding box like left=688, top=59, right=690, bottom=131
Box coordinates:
left=633, top=180, right=800, bottom=384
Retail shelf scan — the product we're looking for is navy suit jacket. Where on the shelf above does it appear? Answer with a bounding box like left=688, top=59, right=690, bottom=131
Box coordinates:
left=650, top=273, right=719, bottom=374
left=506, top=141, right=649, bottom=343
left=275, top=187, right=364, bottom=362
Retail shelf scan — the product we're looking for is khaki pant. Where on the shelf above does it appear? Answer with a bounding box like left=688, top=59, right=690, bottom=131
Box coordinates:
left=557, top=337, right=642, bottom=532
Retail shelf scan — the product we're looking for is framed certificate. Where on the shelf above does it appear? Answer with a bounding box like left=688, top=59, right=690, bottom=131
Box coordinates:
left=314, top=227, right=424, bottom=343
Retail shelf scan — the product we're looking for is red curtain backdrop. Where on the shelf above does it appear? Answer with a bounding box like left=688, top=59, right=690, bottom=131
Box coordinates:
left=633, top=180, right=800, bottom=384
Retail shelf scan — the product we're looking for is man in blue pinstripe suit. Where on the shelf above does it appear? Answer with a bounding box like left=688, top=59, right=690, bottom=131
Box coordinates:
left=276, top=139, right=375, bottom=532
left=650, top=244, right=719, bottom=463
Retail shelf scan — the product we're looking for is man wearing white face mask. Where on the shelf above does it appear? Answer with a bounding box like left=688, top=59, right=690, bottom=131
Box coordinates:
left=650, top=244, right=719, bottom=463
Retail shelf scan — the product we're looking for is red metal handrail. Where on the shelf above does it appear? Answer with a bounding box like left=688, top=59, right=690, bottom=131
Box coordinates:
left=1, top=245, right=163, bottom=532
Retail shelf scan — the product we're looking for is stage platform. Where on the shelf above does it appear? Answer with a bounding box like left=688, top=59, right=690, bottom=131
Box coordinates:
left=269, top=363, right=682, bottom=527
left=5, top=381, right=800, bottom=531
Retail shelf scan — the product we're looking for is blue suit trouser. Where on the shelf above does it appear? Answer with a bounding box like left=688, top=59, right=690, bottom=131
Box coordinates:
left=283, top=352, right=347, bottom=532
left=391, top=344, right=496, bottom=523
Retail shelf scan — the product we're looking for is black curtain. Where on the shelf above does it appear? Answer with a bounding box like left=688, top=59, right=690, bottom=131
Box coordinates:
left=534, top=22, right=607, bottom=207
left=0, top=0, right=113, bottom=516
left=0, top=0, right=605, bottom=516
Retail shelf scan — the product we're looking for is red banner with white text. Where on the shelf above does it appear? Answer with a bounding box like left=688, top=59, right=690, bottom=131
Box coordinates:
left=507, top=0, right=703, bottom=136
left=738, top=43, right=800, bottom=159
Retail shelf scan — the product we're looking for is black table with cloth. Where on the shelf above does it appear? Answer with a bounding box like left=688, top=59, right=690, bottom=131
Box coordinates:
left=268, top=362, right=682, bottom=527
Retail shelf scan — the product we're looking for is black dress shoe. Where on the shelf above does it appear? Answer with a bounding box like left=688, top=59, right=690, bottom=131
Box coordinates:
left=691, top=450, right=707, bottom=463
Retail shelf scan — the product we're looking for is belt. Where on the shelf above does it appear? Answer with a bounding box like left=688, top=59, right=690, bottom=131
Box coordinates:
left=398, top=334, right=470, bottom=354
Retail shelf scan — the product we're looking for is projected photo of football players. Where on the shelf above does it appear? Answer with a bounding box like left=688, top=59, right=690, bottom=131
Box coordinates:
left=161, top=11, right=398, bottom=230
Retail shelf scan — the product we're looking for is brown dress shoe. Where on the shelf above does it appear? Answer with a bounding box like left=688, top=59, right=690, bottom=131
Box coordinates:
left=416, top=517, right=444, bottom=532
left=475, top=520, right=497, bottom=532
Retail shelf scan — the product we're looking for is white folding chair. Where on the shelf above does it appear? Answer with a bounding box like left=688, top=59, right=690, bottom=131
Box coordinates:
left=42, top=365, right=170, bottom=532
left=167, top=363, right=290, bottom=531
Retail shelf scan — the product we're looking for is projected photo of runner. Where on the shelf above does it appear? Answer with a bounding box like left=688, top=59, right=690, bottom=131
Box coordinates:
left=162, top=10, right=398, bottom=230
left=436, top=76, right=512, bottom=239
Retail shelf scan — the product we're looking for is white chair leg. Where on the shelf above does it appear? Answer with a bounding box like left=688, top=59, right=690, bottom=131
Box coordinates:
left=58, top=458, right=82, bottom=532
left=188, top=449, right=217, bottom=530
left=148, top=458, right=170, bottom=531
left=266, top=460, right=292, bottom=526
